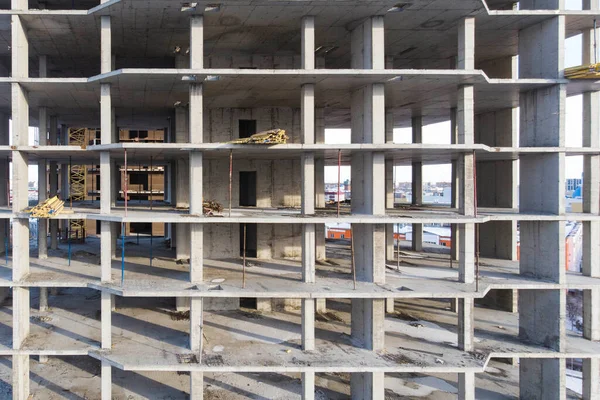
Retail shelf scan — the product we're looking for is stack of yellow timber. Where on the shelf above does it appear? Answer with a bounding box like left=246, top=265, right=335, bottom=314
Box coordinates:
left=203, top=200, right=223, bottom=216
left=565, top=63, right=600, bottom=79
left=226, top=129, right=288, bottom=144
left=28, top=196, right=65, bottom=217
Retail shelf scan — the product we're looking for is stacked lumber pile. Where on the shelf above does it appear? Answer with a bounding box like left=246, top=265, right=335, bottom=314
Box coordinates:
left=203, top=200, right=223, bottom=216
left=226, top=129, right=288, bottom=144
left=565, top=63, right=600, bottom=79
left=28, top=196, right=65, bottom=217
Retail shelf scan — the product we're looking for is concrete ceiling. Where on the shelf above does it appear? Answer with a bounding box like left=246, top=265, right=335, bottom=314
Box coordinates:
left=2, top=69, right=590, bottom=128
left=0, top=1, right=595, bottom=77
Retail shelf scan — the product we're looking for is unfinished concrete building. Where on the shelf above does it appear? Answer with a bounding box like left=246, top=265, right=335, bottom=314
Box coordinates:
left=0, top=0, right=599, bottom=399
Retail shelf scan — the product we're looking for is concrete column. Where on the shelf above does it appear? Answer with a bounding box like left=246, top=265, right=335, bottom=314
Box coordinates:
left=315, top=158, right=325, bottom=208
left=49, top=117, right=59, bottom=250
left=101, top=15, right=111, bottom=74
left=581, top=14, right=600, bottom=399
left=0, top=113, right=7, bottom=257
left=518, top=15, right=566, bottom=397
left=349, top=17, right=386, bottom=398
left=316, top=298, right=326, bottom=314
left=190, top=15, right=203, bottom=69
left=302, top=16, right=315, bottom=69
left=302, top=298, right=315, bottom=350
left=450, top=109, right=460, bottom=261
left=101, top=291, right=112, bottom=349
left=583, top=358, right=599, bottom=400
left=39, top=287, right=48, bottom=311
left=385, top=298, right=395, bottom=313
left=190, top=371, right=203, bottom=400
left=37, top=108, right=48, bottom=259
left=385, top=159, right=395, bottom=260
left=458, top=297, right=474, bottom=351
left=302, top=371, right=315, bottom=400
left=101, top=361, right=111, bottom=400
left=175, top=105, right=190, bottom=261
left=476, top=107, right=519, bottom=261
left=411, top=116, right=423, bottom=252
left=190, top=297, right=203, bottom=352
left=458, top=372, right=475, bottom=400
left=315, top=224, right=325, bottom=260
left=11, top=13, right=30, bottom=400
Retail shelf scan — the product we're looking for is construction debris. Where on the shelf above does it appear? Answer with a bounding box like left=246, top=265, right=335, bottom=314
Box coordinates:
left=27, top=196, right=65, bottom=217
left=564, top=63, right=600, bottom=79
left=226, top=128, right=288, bottom=144
left=203, top=200, right=224, bottom=215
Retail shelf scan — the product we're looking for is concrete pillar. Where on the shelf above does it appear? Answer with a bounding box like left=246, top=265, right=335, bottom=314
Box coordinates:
left=175, top=105, right=190, bottom=261
left=101, top=291, right=112, bottom=349
left=101, top=15, right=111, bottom=74
left=458, top=297, right=474, bottom=351
left=458, top=372, right=475, bottom=400
left=302, top=16, right=315, bottom=69
left=316, top=298, right=326, bottom=314
left=450, top=109, right=460, bottom=262
left=48, top=117, right=58, bottom=250
left=39, top=287, right=48, bottom=311
left=315, top=158, right=325, bottom=208
left=315, top=224, right=325, bottom=260
left=190, top=15, right=203, bottom=69
left=302, top=371, right=315, bottom=400
left=349, top=16, right=386, bottom=399
left=385, top=159, right=395, bottom=260
left=411, top=116, right=423, bottom=252
left=385, top=298, right=395, bottom=313
left=190, top=371, right=203, bottom=400
left=101, top=360, right=111, bottom=400
left=302, top=298, right=315, bottom=350
left=38, top=108, right=48, bottom=259
left=190, top=297, right=203, bottom=352
left=581, top=11, right=600, bottom=398
left=518, top=14, right=566, bottom=397
left=476, top=107, right=519, bottom=261
left=0, top=114, right=7, bottom=257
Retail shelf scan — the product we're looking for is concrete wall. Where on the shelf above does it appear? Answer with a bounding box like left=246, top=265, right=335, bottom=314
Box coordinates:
left=206, top=108, right=301, bottom=143
left=204, top=223, right=302, bottom=259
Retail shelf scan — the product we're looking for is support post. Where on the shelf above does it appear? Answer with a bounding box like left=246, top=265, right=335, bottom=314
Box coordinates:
left=518, top=10, right=566, bottom=399
left=411, top=116, right=423, bottom=252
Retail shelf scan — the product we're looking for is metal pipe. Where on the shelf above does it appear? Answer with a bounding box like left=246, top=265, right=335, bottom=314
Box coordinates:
left=337, top=149, right=341, bottom=218
left=150, top=156, right=153, bottom=210
left=595, top=19, right=598, bottom=64
left=473, top=150, right=479, bottom=292
left=68, top=228, right=71, bottom=266
left=69, top=156, right=72, bottom=209
left=243, top=223, right=247, bottom=289
left=229, top=150, right=233, bottom=217
left=351, top=224, right=356, bottom=290
left=124, top=149, right=128, bottom=217
left=121, top=222, right=125, bottom=285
